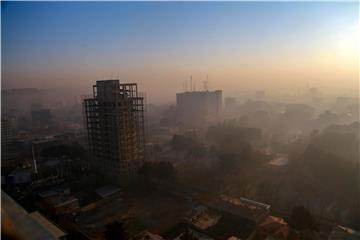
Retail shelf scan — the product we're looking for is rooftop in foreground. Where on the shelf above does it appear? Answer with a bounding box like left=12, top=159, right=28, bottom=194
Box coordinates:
left=1, top=190, right=67, bottom=240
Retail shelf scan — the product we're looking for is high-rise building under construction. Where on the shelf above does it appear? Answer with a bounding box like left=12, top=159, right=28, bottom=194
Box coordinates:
left=84, top=80, right=145, bottom=180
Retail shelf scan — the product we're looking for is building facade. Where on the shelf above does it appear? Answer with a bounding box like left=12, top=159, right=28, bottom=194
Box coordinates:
left=176, top=90, right=222, bottom=127
left=1, top=117, right=18, bottom=165
left=31, top=108, right=52, bottom=127
left=84, top=80, right=145, bottom=180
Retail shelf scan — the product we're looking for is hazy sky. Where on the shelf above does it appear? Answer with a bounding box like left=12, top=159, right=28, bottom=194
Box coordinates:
left=2, top=1, right=359, bottom=103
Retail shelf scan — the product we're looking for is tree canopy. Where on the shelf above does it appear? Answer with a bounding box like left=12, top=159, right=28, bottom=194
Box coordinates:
left=289, top=205, right=316, bottom=231
left=207, top=124, right=261, bottom=154
left=41, top=143, right=86, bottom=160
left=138, top=161, right=176, bottom=182
left=104, top=221, right=128, bottom=240
left=171, top=134, right=206, bottom=157
left=180, top=229, right=199, bottom=240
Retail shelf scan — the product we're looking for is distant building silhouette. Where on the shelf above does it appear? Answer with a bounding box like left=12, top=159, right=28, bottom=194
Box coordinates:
left=255, top=90, right=265, bottom=99
left=31, top=103, right=52, bottom=127
left=1, top=117, right=16, bottom=147
left=176, top=90, right=222, bottom=127
left=224, top=97, right=236, bottom=111
left=84, top=80, right=145, bottom=181
left=1, top=117, right=18, bottom=164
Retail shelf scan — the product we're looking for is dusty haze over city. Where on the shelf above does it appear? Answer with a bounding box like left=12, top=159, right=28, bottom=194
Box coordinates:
left=1, top=1, right=360, bottom=240
left=2, top=2, right=359, bottom=103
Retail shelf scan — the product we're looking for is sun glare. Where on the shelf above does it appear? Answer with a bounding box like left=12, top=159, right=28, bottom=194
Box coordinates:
left=336, top=24, right=360, bottom=59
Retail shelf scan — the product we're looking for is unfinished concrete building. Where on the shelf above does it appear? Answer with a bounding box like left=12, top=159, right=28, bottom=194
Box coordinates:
left=84, top=80, right=145, bottom=181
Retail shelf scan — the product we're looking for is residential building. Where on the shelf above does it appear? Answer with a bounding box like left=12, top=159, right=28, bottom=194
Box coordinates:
left=1, top=117, right=18, bottom=164
left=255, top=216, right=290, bottom=240
left=176, top=90, right=222, bottom=127
left=31, top=104, right=52, bottom=127
left=206, top=195, right=270, bottom=224
left=185, top=205, right=222, bottom=230
left=132, top=230, right=164, bottom=240
left=2, top=190, right=67, bottom=240
left=224, top=97, right=236, bottom=110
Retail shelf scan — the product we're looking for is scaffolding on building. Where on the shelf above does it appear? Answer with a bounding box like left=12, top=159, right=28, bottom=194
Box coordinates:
left=84, top=80, right=145, bottom=179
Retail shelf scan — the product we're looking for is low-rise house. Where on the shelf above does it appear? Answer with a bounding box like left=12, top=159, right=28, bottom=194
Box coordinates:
left=174, top=228, right=214, bottom=240
left=44, top=195, right=80, bottom=215
left=95, top=185, right=122, bottom=199
left=206, top=195, right=270, bottom=224
left=8, top=167, right=32, bottom=185
left=185, top=205, right=222, bottom=230
left=37, top=191, right=80, bottom=216
left=2, top=190, right=67, bottom=240
left=254, top=216, right=290, bottom=240
left=132, top=230, right=164, bottom=240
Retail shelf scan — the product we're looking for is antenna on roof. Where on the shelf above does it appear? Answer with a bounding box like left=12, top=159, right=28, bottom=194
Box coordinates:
left=204, top=74, right=209, bottom=91
left=190, top=75, right=193, bottom=92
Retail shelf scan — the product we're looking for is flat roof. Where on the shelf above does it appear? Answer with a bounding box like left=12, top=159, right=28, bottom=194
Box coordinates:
left=33, top=138, right=60, bottom=144
left=9, top=167, right=32, bottom=176
left=205, top=195, right=270, bottom=222
left=2, top=190, right=67, bottom=240
left=95, top=185, right=122, bottom=198
left=133, top=230, right=164, bottom=240
left=45, top=195, right=78, bottom=208
left=177, top=90, right=222, bottom=96
left=39, top=190, right=58, bottom=198
left=29, top=212, right=67, bottom=239
left=96, top=79, right=119, bottom=83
